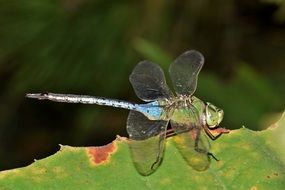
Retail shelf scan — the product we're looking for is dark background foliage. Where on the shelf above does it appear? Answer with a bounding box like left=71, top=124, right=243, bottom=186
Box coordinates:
left=0, top=0, right=284, bottom=170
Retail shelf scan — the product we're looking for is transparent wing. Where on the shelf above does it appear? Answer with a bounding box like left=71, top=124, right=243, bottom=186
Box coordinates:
left=169, top=50, right=204, bottom=96
left=127, top=111, right=169, bottom=175
left=129, top=61, right=173, bottom=101
left=170, top=105, right=210, bottom=171
left=172, top=128, right=210, bottom=171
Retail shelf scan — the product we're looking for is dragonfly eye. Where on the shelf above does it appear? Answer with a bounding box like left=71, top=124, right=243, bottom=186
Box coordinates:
left=205, top=102, right=224, bottom=128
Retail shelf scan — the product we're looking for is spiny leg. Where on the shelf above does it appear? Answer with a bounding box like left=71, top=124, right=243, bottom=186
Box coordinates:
left=166, top=128, right=176, bottom=138
left=166, top=128, right=192, bottom=138
left=203, top=126, right=221, bottom=140
left=203, top=126, right=230, bottom=140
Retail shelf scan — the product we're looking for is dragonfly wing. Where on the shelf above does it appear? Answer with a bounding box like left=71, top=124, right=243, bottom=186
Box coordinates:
left=169, top=50, right=204, bottom=96
left=171, top=121, right=211, bottom=171
left=127, top=110, right=168, bottom=175
left=130, top=61, right=173, bottom=101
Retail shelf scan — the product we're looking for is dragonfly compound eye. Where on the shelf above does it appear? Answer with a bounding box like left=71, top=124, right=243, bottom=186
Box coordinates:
left=205, top=103, right=224, bottom=128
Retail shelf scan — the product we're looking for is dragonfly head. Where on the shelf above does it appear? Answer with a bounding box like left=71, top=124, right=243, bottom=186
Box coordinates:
left=205, top=102, right=224, bottom=128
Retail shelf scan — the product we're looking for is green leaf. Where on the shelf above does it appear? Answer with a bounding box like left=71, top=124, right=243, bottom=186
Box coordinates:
left=0, top=113, right=284, bottom=189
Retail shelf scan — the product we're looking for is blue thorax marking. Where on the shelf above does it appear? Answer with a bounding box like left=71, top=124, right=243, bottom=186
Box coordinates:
left=136, top=101, right=163, bottom=120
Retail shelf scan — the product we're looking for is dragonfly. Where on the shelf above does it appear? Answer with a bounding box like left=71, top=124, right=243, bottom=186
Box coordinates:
left=26, top=50, right=229, bottom=176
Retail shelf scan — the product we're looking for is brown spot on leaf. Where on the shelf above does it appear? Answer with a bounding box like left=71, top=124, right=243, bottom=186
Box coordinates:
left=266, top=175, right=270, bottom=179
left=273, top=172, right=278, bottom=176
left=250, top=186, right=257, bottom=190
left=87, top=141, right=117, bottom=165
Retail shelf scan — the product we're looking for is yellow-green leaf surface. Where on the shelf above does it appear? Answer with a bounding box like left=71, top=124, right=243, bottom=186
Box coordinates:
left=0, top=113, right=284, bottom=190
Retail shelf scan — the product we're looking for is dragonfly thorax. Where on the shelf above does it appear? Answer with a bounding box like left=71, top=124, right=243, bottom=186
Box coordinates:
left=160, top=96, right=224, bottom=130
left=164, top=96, right=203, bottom=126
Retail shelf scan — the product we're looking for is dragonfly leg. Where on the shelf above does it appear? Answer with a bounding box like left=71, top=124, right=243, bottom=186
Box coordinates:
left=207, top=152, right=219, bottom=161
left=194, top=129, right=219, bottom=161
left=166, top=128, right=191, bottom=138
left=203, top=126, right=221, bottom=140
left=203, top=126, right=230, bottom=140
left=166, top=129, right=175, bottom=138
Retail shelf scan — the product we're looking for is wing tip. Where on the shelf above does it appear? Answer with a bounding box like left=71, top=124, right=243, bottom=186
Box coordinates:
left=182, top=50, right=205, bottom=64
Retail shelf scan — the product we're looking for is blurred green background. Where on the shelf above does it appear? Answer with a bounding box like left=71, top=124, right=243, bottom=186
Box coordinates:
left=0, top=0, right=284, bottom=171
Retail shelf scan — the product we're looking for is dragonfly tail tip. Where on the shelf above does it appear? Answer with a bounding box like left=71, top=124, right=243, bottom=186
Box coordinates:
left=25, top=93, right=44, bottom=99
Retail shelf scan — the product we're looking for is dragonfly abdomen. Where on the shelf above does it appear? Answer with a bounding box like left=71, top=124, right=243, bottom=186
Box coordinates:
left=26, top=93, right=139, bottom=110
